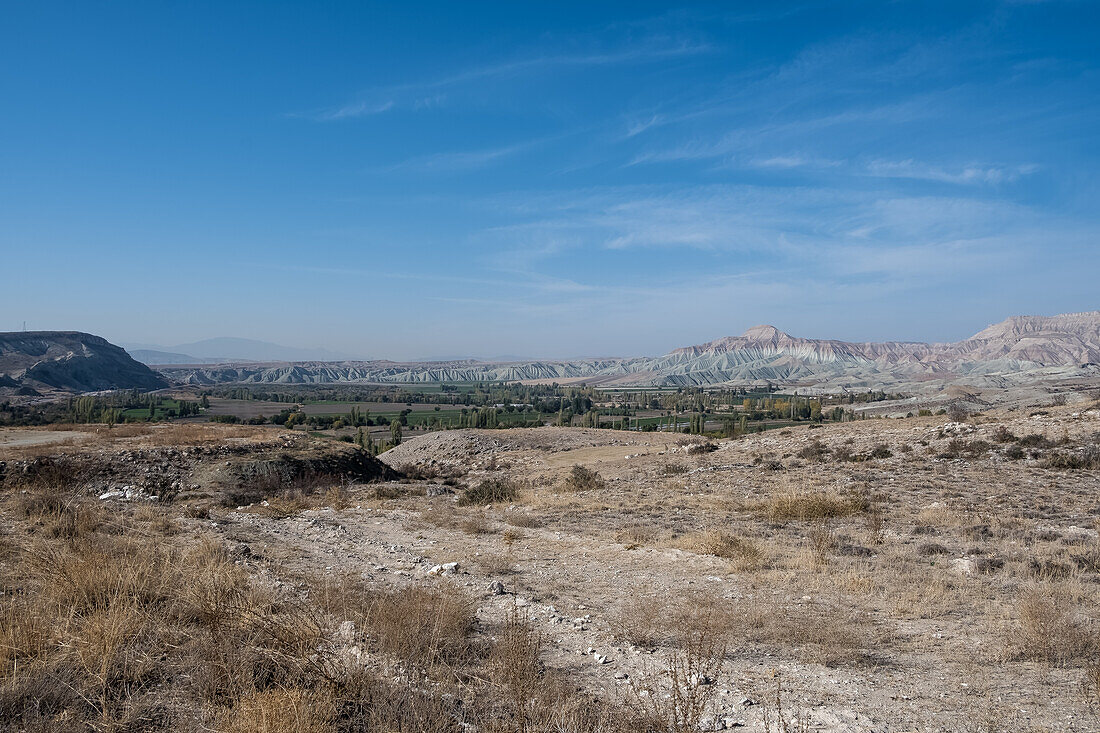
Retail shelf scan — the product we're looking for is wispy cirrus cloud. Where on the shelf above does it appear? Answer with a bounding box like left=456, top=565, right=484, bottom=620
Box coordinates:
left=864, top=159, right=1039, bottom=185
left=382, top=141, right=535, bottom=173
left=300, top=40, right=711, bottom=121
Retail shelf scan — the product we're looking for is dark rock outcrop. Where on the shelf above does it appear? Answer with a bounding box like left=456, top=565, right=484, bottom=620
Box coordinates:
left=0, top=331, right=168, bottom=393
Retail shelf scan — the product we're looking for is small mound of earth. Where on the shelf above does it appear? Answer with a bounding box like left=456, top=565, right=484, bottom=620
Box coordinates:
left=380, top=427, right=683, bottom=470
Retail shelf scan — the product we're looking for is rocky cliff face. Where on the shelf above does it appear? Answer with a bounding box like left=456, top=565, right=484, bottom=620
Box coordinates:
left=0, top=332, right=169, bottom=394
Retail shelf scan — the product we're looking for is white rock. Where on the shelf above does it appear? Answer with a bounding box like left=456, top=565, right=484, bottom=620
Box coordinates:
left=336, top=620, right=356, bottom=642
left=950, top=557, right=976, bottom=575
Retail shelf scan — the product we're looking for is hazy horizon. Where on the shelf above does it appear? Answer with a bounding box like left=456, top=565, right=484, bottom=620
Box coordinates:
left=7, top=307, right=1091, bottom=364
left=3, top=1, right=1098, bottom=359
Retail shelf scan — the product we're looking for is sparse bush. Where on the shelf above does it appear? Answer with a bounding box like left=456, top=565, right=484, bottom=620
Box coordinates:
left=796, top=440, right=829, bottom=461
left=1018, top=433, right=1053, bottom=449
left=808, top=521, right=836, bottom=568
left=418, top=505, right=457, bottom=528
left=400, top=463, right=439, bottom=480
left=832, top=446, right=855, bottom=462
left=475, top=551, right=516, bottom=576
left=612, top=596, right=671, bottom=649
left=565, top=464, right=606, bottom=492
left=735, top=599, right=873, bottom=667
left=1043, top=444, right=1100, bottom=470
left=366, top=585, right=476, bottom=675
left=632, top=602, right=729, bottom=732
left=1084, top=658, right=1100, bottom=713
left=867, top=443, right=892, bottom=459
left=938, top=439, right=992, bottom=460
left=917, top=542, right=951, bottom=556
left=458, top=477, right=519, bottom=506
left=947, top=403, right=970, bottom=422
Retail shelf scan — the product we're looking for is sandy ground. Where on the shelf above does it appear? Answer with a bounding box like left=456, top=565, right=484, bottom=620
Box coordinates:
left=0, top=427, right=92, bottom=451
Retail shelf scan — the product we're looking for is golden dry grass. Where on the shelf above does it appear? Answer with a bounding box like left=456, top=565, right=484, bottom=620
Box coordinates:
left=672, top=529, right=766, bottom=570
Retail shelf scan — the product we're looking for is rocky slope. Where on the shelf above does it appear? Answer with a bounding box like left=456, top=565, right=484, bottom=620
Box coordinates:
left=155, top=312, right=1100, bottom=391
left=0, top=331, right=168, bottom=394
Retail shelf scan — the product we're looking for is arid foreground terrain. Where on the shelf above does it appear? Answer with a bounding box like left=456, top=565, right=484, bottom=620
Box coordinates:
left=1, top=405, right=1099, bottom=731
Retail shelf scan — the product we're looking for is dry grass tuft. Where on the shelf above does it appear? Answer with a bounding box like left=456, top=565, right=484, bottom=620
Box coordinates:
left=503, top=512, right=543, bottom=528
left=220, top=687, right=336, bottom=733
left=754, top=489, right=869, bottom=522
left=459, top=513, right=493, bottom=535
left=1015, top=586, right=1099, bottom=666
left=674, top=529, right=765, bottom=570
left=631, top=600, right=730, bottom=733
left=364, top=585, right=476, bottom=676
left=1084, top=658, right=1100, bottom=712
left=612, top=596, right=673, bottom=649
left=616, top=524, right=660, bottom=548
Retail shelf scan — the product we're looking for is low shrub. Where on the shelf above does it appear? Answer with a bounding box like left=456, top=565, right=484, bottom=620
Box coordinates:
left=458, top=477, right=519, bottom=506
left=564, top=465, right=606, bottom=492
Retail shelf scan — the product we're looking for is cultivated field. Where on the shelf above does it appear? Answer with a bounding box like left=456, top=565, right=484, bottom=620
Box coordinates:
left=1, top=404, right=1098, bottom=731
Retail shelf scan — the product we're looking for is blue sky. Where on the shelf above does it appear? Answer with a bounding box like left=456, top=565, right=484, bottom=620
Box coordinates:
left=1, top=1, right=1097, bottom=359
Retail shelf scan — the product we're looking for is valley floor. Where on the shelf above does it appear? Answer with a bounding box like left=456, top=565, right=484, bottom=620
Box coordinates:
left=1, top=405, right=1098, bottom=731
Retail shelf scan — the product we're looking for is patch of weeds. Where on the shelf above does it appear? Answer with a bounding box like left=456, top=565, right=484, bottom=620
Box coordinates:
left=1015, top=587, right=1099, bottom=666
left=675, top=529, right=765, bottom=570
left=755, top=490, right=869, bottom=522
left=796, top=440, right=829, bottom=461
left=564, top=465, right=606, bottom=492
left=616, top=524, right=660, bottom=548
left=459, top=513, right=493, bottom=535
left=504, top=513, right=543, bottom=529
left=867, top=443, right=893, bottom=459
left=458, top=477, right=519, bottom=506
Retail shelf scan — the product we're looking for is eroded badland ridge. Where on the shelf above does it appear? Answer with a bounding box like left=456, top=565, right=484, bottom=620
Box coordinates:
left=151, top=311, right=1100, bottom=397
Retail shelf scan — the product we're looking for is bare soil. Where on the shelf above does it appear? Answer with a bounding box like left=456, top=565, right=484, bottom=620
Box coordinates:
left=2, top=406, right=1099, bottom=730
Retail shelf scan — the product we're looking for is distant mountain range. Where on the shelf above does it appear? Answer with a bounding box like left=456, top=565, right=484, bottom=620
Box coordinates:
left=122, top=337, right=360, bottom=364
left=158, top=311, right=1100, bottom=392
left=4, top=312, right=1098, bottom=397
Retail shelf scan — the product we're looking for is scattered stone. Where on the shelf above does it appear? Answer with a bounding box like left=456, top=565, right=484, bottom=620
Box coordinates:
left=488, top=580, right=505, bottom=595
left=950, top=557, right=976, bottom=575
